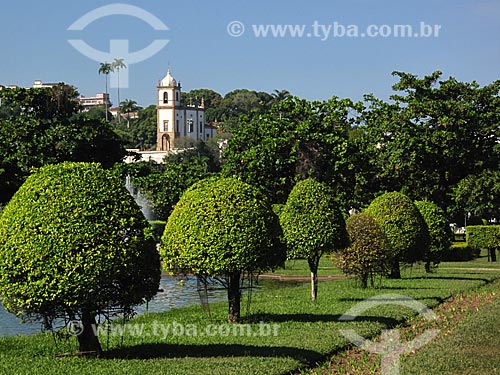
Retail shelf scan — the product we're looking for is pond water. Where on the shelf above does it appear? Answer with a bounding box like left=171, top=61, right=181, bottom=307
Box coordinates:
left=0, top=276, right=303, bottom=337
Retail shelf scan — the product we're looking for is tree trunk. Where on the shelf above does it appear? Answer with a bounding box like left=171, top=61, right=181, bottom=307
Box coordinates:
left=77, top=309, right=102, bottom=357
left=227, top=271, right=241, bottom=323
left=389, top=258, right=401, bottom=279
left=425, top=260, right=431, bottom=273
left=360, top=273, right=368, bottom=288
left=308, top=257, right=319, bottom=302
left=490, top=248, right=497, bottom=262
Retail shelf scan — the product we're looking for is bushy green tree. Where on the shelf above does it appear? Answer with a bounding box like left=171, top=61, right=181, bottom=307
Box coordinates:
left=0, top=162, right=160, bottom=355
left=0, top=85, right=125, bottom=203
left=414, top=200, right=453, bottom=272
left=365, top=192, right=429, bottom=278
left=223, top=97, right=361, bottom=207
left=361, top=72, right=500, bottom=210
left=161, top=177, right=285, bottom=322
left=280, top=178, right=348, bottom=301
left=337, top=213, right=390, bottom=288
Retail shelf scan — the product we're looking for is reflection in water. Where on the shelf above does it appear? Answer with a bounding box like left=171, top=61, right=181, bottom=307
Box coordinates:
left=0, top=276, right=302, bottom=337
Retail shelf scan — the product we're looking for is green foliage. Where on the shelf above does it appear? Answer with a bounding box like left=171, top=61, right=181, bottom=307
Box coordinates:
left=360, top=72, right=500, bottom=210
left=365, top=192, right=430, bottom=264
left=112, top=104, right=157, bottom=149
left=131, top=141, right=220, bottom=220
left=149, top=220, right=167, bottom=243
left=466, top=225, right=500, bottom=249
left=441, top=242, right=480, bottom=261
left=0, top=162, right=160, bottom=325
left=453, top=169, right=500, bottom=221
left=222, top=97, right=360, bottom=206
left=280, top=178, right=349, bottom=261
left=414, top=200, right=453, bottom=262
left=0, top=86, right=125, bottom=203
left=337, top=213, right=390, bottom=287
left=161, top=177, right=285, bottom=276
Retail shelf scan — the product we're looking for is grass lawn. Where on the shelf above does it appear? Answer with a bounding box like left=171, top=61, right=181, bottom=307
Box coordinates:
left=401, top=279, right=500, bottom=374
left=0, top=256, right=499, bottom=375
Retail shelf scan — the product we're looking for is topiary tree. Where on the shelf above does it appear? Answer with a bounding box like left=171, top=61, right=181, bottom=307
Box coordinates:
left=414, top=200, right=453, bottom=272
left=0, top=162, right=161, bottom=356
left=160, top=177, right=285, bottom=323
left=365, top=191, right=429, bottom=278
left=337, top=213, right=391, bottom=288
left=279, top=178, right=348, bottom=301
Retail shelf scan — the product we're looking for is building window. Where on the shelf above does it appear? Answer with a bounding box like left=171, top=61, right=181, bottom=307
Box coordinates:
left=187, top=119, right=193, bottom=133
left=163, top=120, right=169, bottom=132
left=163, top=92, right=168, bottom=103
left=176, top=120, right=179, bottom=132
left=176, top=92, right=179, bottom=102
left=199, top=122, right=203, bottom=132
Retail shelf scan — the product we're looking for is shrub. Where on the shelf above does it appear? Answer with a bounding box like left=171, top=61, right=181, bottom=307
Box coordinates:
left=0, top=162, right=161, bottom=355
left=441, top=242, right=480, bottom=261
left=161, top=177, right=285, bottom=322
left=280, top=178, right=348, bottom=301
left=365, top=192, right=430, bottom=278
left=466, top=225, right=500, bottom=261
left=414, top=200, right=453, bottom=271
left=337, top=213, right=390, bottom=288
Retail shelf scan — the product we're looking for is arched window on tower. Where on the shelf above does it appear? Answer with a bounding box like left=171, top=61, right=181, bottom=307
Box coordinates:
left=163, top=92, right=168, bottom=104
left=176, top=91, right=179, bottom=102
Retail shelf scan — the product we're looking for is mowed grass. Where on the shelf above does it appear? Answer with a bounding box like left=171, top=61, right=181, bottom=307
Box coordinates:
left=0, top=257, right=499, bottom=375
left=401, top=279, right=500, bottom=375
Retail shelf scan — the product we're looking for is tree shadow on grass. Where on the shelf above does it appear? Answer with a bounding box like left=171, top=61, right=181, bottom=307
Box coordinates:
left=408, top=276, right=491, bottom=283
left=103, top=343, right=322, bottom=363
left=243, top=313, right=399, bottom=326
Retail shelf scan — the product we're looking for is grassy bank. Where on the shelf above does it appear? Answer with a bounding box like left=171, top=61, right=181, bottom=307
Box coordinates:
left=0, top=257, right=499, bottom=375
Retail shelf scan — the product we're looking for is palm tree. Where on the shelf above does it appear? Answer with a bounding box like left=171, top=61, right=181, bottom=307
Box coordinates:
left=271, top=89, right=292, bottom=104
left=112, top=58, right=127, bottom=123
left=98, top=62, right=113, bottom=121
left=120, top=99, right=141, bottom=129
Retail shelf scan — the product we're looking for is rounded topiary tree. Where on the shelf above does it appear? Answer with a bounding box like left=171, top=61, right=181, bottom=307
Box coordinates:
left=365, top=192, right=429, bottom=278
left=161, top=177, right=285, bottom=323
left=0, top=162, right=161, bottom=356
left=414, top=200, right=453, bottom=272
left=280, top=178, right=348, bottom=301
left=337, top=213, right=390, bottom=288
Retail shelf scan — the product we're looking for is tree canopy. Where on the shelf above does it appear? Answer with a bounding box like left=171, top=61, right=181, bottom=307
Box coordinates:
left=160, top=177, right=285, bottom=322
left=0, top=162, right=160, bottom=355
left=0, top=85, right=125, bottom=203
left=365, top=191, right=430, bottom=278
left=280, top=178, right=348, bottom=300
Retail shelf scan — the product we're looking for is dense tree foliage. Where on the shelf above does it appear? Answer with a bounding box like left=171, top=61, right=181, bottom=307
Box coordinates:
left=222, top=97, right=361, bottom=207
left=120, top=140, right=221, bottom=220
left=453, top=169, right=500, bottom=223
left=280, top=178, right=348, bottom=300
left=0, top=162, right=160, bottom=355
left=161, top=177, right=285, bottom=322
left=365, top=192, right=430, bottom=278
left=337, top=213, right=390, bottom=288
left=414, top=200, right=453, bottom=272
left=0, top=85, right=125, bottom=203
left=356, top=71, right=500, bottom=212
left=466, top=225, right=499, bottom=262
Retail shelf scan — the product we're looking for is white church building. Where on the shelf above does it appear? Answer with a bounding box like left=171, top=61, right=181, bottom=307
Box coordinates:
left=156, top=68, right=216, bottom=151
left=125, top=68, right=217, bottom=163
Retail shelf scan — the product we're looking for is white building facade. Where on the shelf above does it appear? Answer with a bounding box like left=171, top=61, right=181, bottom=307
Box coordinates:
left=156, top=68, right=215, bottom=151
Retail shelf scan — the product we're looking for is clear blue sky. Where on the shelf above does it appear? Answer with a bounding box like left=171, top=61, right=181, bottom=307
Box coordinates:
left=1, top=0, right=499, bottom=107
